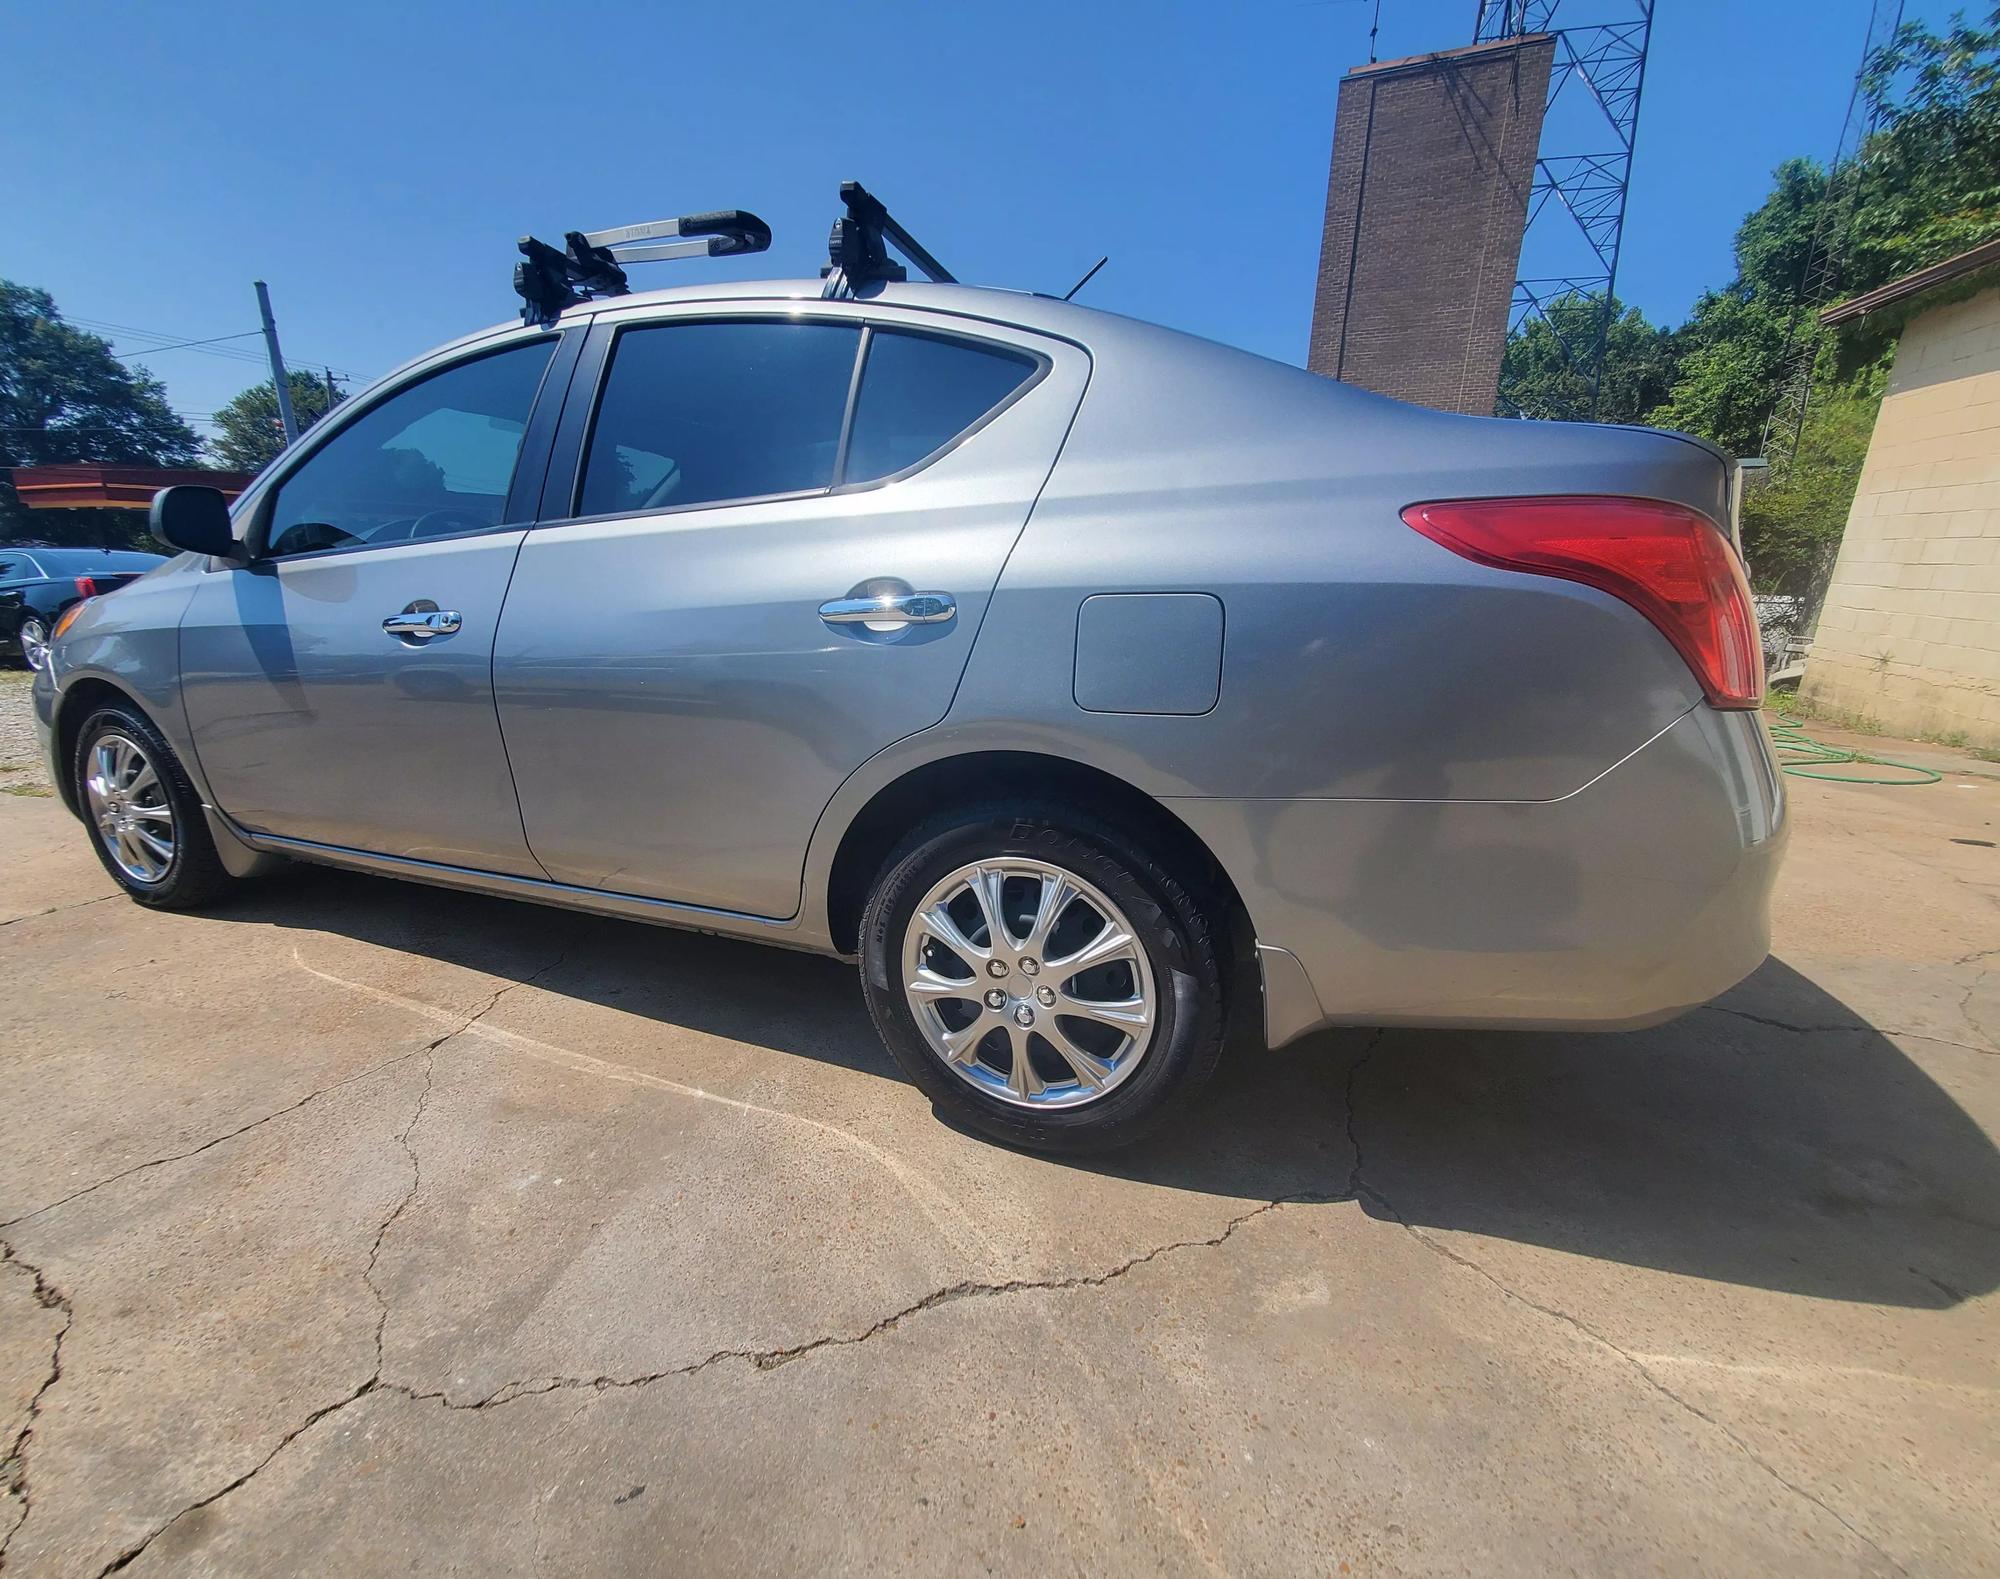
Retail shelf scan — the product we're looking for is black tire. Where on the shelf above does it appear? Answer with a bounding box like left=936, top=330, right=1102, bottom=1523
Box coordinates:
left=859, top=802, right=1226, bottom=1153
left=72, top=702, right=235, bottom=910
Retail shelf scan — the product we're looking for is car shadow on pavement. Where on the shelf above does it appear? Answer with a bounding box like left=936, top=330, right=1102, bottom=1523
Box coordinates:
left=221, top=864, right=2000, bottom=1311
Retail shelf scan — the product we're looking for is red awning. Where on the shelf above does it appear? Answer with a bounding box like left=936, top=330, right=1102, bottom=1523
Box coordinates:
left=9, top=464, right=256, bottom=511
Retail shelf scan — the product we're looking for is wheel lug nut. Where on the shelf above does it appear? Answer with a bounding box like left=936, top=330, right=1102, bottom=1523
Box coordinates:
left=1036, top=985, right=1055, bottom=1006
left=985, top=959, right=1008, bottom=978
left=1020, top=957, right=1040, bottom=976
left=984, top=988, right=1007, bottom=1009
left=1012, top=1004, right=1035, bottom=1027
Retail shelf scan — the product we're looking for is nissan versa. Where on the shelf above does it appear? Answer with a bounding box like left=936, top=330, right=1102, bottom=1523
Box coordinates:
left=33, top=190, right=1785, bottom=1152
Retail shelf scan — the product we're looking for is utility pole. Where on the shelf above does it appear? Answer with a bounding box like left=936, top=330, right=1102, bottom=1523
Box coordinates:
left=254, top=280, right=300, bottom=446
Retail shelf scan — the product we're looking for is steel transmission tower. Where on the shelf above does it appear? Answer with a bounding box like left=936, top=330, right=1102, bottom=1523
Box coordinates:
left=1474, top=1, right=1654, bottom=420
left=1758, top=0, right=1906, bottom=477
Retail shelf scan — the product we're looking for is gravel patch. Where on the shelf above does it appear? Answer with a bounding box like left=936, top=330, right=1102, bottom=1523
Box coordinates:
left=0, top=669, right=54, bottom=794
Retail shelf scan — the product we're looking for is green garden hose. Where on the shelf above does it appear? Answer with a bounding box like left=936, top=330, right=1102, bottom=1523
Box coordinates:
left=1762, top=712, right=1943, bottom=785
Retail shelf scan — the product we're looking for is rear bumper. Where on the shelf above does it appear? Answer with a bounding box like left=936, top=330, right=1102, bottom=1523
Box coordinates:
left=1174, top=706, right=1787, bottom=1044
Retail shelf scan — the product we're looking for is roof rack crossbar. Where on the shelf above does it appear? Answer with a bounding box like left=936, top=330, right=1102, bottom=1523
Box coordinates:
left=514, top=209, right=772, bottom=325
left=822, top=182, right=956, bottom=299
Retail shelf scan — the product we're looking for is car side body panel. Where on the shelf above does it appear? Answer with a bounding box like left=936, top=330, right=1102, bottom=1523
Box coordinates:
left=492, top=300, right=1090, bottom=918
left=34, top=277, right=1784, bottom=1048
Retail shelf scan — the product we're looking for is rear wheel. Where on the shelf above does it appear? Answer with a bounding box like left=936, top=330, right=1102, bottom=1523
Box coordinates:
left=859, top=804, right=1226, bottom=1152
left=73, top=704, right=235, bottom=910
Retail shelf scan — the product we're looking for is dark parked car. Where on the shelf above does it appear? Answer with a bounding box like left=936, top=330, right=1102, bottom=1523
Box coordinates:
left=0, top=547, right=166, bottom=669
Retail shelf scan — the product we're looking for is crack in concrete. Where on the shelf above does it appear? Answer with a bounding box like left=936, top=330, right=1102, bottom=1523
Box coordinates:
left=1340, top=1049, right=1911, bottom=1578
left=87, top=960, right=561, bottom=1579
left=4, top=960, right=574, bottom=1236
left=1341, top=1029, right=1385, bottom=1202
left=1957, top=967, right=1995, bottom=1053
left=401, top=1194, right=1316, bottom=1412
left=1701, top=1002, right=1995, bottom=1057
left=93, top=1377, right=374, bottom=1576
left=0, top=1048, right=430, bottom=1233
left=1702, top=1003, right=1873, bottom=1036
left=0, top=1243, right=75, bottom=1569
left=53, top=1005, right=1364, bottom=1571
left=0, top=894, right=117, bottom=930
left=86, top=1191, right=1315, bottom=1573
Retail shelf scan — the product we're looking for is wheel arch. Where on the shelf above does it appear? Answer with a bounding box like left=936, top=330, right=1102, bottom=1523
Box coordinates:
left=51, top=676, right=150, bottom=816
left=820, top=750, right=1255, bottom=982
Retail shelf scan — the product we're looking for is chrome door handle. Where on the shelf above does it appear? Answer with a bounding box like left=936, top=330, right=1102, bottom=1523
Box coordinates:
left=818, top=591, right=956, bottom=626
left=382, top=607, right=462, bottom=639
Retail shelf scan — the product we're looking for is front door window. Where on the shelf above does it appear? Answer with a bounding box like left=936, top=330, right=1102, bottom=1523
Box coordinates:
left=264, top=340, right=555, bottom=557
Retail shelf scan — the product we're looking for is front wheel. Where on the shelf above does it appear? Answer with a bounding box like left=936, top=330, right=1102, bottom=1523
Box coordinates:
left=73, top=703, right=236, bottom=910
left=859, top=805, right=1226, bottom=1153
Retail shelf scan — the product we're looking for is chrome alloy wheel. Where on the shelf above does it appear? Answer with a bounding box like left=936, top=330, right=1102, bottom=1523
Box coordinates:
left=18, top=616, right=50, bottom=671
left=901, top=858, right=1157, bottom=1109
left=84, top=732, right=176, bottom=884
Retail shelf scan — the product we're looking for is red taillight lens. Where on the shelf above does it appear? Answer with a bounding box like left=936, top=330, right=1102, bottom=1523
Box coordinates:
left=1401, top=495, right=1765, bottom=709
left=73, top=576, right=102, bottom=599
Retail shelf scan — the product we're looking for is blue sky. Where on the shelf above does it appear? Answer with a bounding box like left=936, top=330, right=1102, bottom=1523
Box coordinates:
left=2, top=0, right=1954, bottom=445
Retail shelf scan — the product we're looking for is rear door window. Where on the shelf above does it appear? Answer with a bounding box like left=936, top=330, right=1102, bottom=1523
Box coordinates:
left=840, top=330, right=1040, bottom=484
left=577, top=321, right=861, bottom=517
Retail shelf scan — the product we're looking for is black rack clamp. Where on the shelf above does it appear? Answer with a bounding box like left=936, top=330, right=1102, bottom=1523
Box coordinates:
left=514, top=210, right=772, bottom=325
left=822, top=182, right=956, bottom=300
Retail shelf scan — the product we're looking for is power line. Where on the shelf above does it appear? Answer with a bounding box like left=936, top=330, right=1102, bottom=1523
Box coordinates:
left=117, top=329, right=266, bottom=357
left=67, top=313, right=355, bottom=381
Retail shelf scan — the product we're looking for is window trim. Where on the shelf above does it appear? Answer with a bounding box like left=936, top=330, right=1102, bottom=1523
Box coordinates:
left=542, top=312, right=1052, bottom=531
left=241, top=332, right=570, bottom=565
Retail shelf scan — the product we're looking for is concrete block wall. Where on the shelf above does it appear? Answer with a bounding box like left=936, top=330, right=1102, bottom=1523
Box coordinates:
left=1801, top=286, right=2000, bottom=747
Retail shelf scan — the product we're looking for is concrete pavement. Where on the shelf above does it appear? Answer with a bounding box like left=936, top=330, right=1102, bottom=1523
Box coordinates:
left=1, top=764, right=1996, bottom=1575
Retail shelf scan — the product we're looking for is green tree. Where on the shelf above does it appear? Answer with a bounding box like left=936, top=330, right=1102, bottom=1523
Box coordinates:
left=211, top=371, right=346, bottom=472
left=1848, top=5, right=2000, bottom=290
left=1739, top=363, right=1884, bottom=605
left=1497, top=294, right=1679, bottom=423
left=1641, top=158, right=1828, bottom=457
left=0, top=281, right=202, bottom=548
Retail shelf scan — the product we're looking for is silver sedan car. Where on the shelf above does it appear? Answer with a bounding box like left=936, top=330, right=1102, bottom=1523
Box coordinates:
left=35, top=266, right=1785, bottom=1151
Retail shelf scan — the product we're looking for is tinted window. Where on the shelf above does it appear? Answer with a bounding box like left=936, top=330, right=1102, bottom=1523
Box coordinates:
left=41, top=550, right=162, bottom=573
left=0, top=557, right=24, bottom=581
left=265, top=340, right=554, bottom=557
left=841, top=331, right=1038, bottom=484
left=577, top=321, right=861, bottom=517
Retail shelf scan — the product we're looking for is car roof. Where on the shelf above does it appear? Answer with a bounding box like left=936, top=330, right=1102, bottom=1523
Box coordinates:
left=413, top=276, right=1229, bottom=385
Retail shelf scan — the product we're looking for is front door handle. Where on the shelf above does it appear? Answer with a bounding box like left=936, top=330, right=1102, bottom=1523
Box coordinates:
left=818, top=591, right=956, bottom=626
left=383, top=605, right=462, bottom=640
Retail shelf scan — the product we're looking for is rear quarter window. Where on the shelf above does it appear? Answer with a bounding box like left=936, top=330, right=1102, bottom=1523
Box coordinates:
left=840, top=330, right=1040, bottom=484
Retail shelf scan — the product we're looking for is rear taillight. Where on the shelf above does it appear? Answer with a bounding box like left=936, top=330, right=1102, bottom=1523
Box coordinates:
left=1401, top=495, right=1764, bottom=709
left=73, top=576, right=102, bottom=599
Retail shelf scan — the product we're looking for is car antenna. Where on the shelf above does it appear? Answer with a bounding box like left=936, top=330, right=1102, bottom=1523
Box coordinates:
left=1062, top=256, right=1108, bottom=302
left=513, top=210, right=772, bottom=326
left=822, top=182, right=956, bottom=300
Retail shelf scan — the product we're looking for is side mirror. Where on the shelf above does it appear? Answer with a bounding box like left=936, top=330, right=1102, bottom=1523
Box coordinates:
left=149, top=486, right=243, bottom=561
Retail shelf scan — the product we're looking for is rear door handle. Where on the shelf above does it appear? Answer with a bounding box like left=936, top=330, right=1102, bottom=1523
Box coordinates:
left=818, top=591, right=956, bottom=626
left=383, top=606, right=462, bottom=640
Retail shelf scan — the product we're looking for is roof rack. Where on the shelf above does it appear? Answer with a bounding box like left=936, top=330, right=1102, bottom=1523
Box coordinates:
left=514, top=210, right=772, bottom=325
left=822, top=182, right=956, bottom=299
